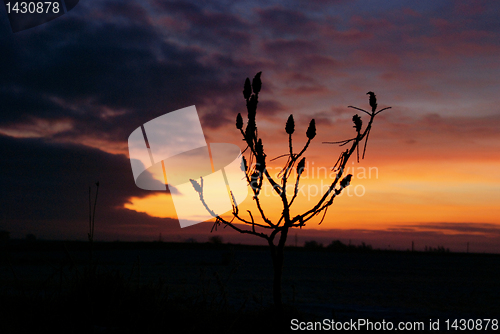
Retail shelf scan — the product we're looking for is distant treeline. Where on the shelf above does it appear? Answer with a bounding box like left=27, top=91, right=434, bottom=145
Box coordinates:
left=424, top=245, right=450, bottom=253
left=303, top=240, right=452, bottom=253
left=303, top=239, right=373, bottom=252
left=0, top=232, right=455, bottom=254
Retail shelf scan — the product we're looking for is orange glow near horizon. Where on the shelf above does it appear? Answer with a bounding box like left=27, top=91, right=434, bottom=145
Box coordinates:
left=124, top=154, right=500, bottom=232
left=125, top=193, right=178, bottom=219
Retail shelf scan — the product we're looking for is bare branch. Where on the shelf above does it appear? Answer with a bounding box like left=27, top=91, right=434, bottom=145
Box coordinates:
left=220, top=219, right=269, bottom=240
left=242, top=166, right=275, bottom=227
left=300, top=110, right=377, bottom=221
left=230, top=190, right=239, bottom=216
left=348, top=105, right=371, bottom=116
left=233, top=212, right=272, bottom=230
left=317, top=206, right=329, bottom=225
left=289, top=157, right=306, bottom=207
left=375, top=106, right=392, bottom=115
left=270, top=154, right=290, bottom=162
left=288, top=173, right=302, bottom=207
left=362, top=127, right=371, bottom=159
left=248, top=210, right=255, bottom=233
left=323, top=138, right=355, bottom=146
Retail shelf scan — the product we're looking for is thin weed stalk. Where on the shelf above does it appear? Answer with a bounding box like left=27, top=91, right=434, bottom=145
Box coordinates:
left=88, top=182, right=99, bottom=265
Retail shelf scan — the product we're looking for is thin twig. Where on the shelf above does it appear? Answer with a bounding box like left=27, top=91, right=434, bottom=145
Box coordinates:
left=270, top=154, right=291, bottom=162
left=318, top=206, right=330, bottom=225
left=375, top=106, right=392, bottom=115
left=348, top=105, right=371, bottom=116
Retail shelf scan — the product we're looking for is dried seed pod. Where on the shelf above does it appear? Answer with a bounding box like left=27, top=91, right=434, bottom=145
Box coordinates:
left=367, top=91, right=377, bottom=112
left=255, top=138, right=264, bottom=156
left=243, top=78, right=252, bottom=100
left=340, top=174, right=352, bottom=188
left=247, top=94, right=258, bottom=118
left=285, top=114, right=295, bottom=134
left=250, top=171, right=260, bottom=190
left=189, top=179, right=202, bottom=193
left=352, top=114, right=362, bottom=132
left=256, top=157, right=266, bottom=174
left=306, top=119, right=316, bottom=139
left=241, top=156, right=248, bottom=172
left=297, top=157, right=306, bottom=175
left=245, top=122, right=255, bottom=146
left=230, top=190, right=237, bottom=209
left=236, top=113, right=243, bottom=129
left=252, top=72, right=262, bottom=94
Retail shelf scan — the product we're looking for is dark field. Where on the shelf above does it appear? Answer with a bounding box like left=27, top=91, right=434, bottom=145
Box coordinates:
left=1, top=241, right=499, bottom=333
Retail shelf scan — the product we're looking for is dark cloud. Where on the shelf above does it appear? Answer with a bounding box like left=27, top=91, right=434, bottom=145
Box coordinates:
left=155, top=1, right=247, bottom=30
left=153, top=0, right=253, bottom=50
left=0, top=134, right=178, bottom=239
left=101, top=0, right=152, bottom=25
left=0, top=2, right=244, bottom=146
left=200, top=109, right=233, bottom=130
left=256, top=6, right=318, bottom=37
left=256, top=99, right=288, bottom=116
left=263, top=39, right=318, bottom=57
left=403, top=222, right=500, bottom=236
left=2, top=0, right=499, bottom=149
left=380, top=113, right=500, bottom=143
left=298, top=110, right=334, bottom=127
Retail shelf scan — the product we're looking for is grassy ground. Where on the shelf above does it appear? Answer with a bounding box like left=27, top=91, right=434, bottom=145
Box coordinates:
left=1, top=241, right=499, bottom=333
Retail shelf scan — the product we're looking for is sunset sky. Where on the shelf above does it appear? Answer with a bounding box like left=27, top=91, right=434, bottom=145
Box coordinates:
left=1, top=0, right=499, bottom=252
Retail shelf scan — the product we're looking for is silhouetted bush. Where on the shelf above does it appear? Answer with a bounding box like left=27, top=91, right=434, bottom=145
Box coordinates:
left=327, top=240, right=348, bottom=251
left=326, top=240, right=373, bottom=252
left=209, top=235, right=223, bottom=244
left=359, top=242, right=372, bottom=251
left=190, top=72, right=390, bottom=312
left=304, top=240, right=323, bottom=249
left=425, top=245, right=450, bottom=253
